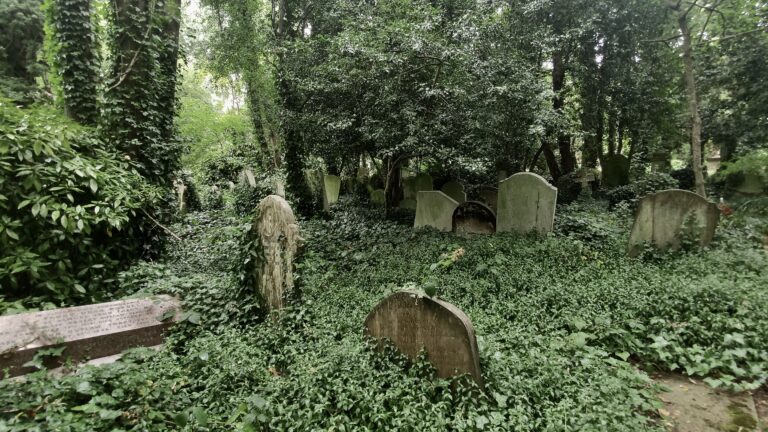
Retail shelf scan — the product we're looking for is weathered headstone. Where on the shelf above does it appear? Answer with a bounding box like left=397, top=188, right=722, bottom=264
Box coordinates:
left=356, top=166, right=369, bottom=184
left=253, top=195, right=304, bottom=311
left=414, top=173, right=434, bottom=194
left=453, top=201, right=496, bottom=234
left=0, top=296, right=180, bottom=377
left=601, top=154, right=630, bottom=188
left=239, top=168, right=257, bottom=188
left=364, top=291, right=483, bottom=386
left=627, top=189, right=719, bottom=257
left=705, top=151, right=721, bottom=176
left=322, top=174, right=341, bottom=211
left=370, top=189, right=386, bottom=206
left=478, top=187, right=498, bottom=212
left=496, top=173, right=557, bottom=234
left=173, top=179, right=187, bottom=212
left=651, top=152, right=672, bottom=173
left=414, top=191, right=459, bottom=231
left=399, top=198, right=417, bottom=210
left=441, top=181, right=466, bottom=204
left=733, top=173, right=766, bottom=195
left=275, top=179, right=286, bottom=198
left=402, top=177, right=417, bottom=200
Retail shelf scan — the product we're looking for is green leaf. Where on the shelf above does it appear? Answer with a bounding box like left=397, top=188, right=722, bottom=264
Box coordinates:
left=192, top=407, right=209, bottom=427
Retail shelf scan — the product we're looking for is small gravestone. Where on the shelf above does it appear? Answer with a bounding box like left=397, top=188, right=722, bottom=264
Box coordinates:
left=253, top=195, right=304, bottom=311
left=453, top=201, right=496, bottom=234
left=496, top=173, right=557, bottom=234
left=0, top=296, right=180, bottom=377
left=478, top=187, right=498, bottom=212
left=733, top=173, right=765, bottom=195
left=602, top=154, right=630, bottom=188
left=651, top=152, right=672, bottom=173
left=414, top=173, right=434, bottom=194
left=364, top=291, right=483, bottom=386
left=356, top=166, right=369, bottom=184
left=370, top=189, right=386, bottom=206
left=322, top=174, right=341, bottom=211
left=275, top=179, right=286, bottom=198
left=399, top=198, right=417, bottom=209
left=441, top=181, right=466, bottom=204
left=402, top=177, right=417, bottom=200
left=414, top=191, right=459, bottom=231
left=628, top=189, right=719, bottom=257
left=239, top=168, right=257, bottom=188
left=173, top=179, right=187, bottom=212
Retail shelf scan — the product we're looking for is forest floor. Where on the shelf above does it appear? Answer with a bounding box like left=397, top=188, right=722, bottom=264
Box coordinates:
left=1, top=197, right=767, bottom=431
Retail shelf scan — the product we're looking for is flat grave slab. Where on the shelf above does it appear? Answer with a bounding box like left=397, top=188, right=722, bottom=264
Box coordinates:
left=0, top=295, right=181, bottom=377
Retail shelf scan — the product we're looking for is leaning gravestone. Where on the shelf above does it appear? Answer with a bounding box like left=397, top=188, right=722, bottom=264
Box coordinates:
left=453, top=201, right=496, bottom=234
left=0, top=295, right=180, bottom=377
left=370, top=189, right=386, bottom=206
left=441, top=181, right=466, bottom=204
left=322, top=174, right=341, bottom=211
left=628, top=189, right=719, bottom=257
left=414, top=173, right=434, bottom=194
left=496, top=173, right=557, bottom=234
left=602, top=154, right=630, bottom=188
left=414, top=191, right=459, bottom=231
left=252, top=195, right=304, bottom=311
left=364, top=291, right=483, bottom=386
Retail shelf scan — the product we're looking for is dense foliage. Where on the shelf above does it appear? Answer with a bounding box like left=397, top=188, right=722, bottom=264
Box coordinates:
left=2, top=197, right=767, bottom=430
left=0, top=101, right=159, bottom=304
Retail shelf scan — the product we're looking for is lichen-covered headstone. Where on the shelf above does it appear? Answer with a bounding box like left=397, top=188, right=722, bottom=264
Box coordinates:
left=414, top=173, right=434, bottom=194
left=365, top=291, right=483, bottom=386
left=496, top=173, right=557, bottom=234
left=453, top=201, right=496, bottom=234
left=322, top=174, right=341, bottom=211
left=414, top=191, right=459, bottom=231
left=253, top=195, right=304, bottom=311
left=173, top=179, right=187, bottom=212
left=478, top=187, right=498, bottom=212
left=402, top=177, right=417, bottom=200
left=370, top=189, right=386, bottom=206
left=239, top=168, right=257, bottom=187
left=601, top=154, right=630, bottom=187
left=628, top=189, right=719, bottom=257
left=441, top=181, right=466, bottom=204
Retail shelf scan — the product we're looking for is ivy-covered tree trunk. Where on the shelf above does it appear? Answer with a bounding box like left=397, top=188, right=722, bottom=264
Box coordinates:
left=46, top=0, right=100, bottom=125
left=678, top=11, right=707, bottom=196
left=383, top=155, right=404, bottom=218
left=103, top=0, right=182, bottom=185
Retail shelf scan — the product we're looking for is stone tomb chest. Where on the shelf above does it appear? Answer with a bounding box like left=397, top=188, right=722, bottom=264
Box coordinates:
left=0, top=295, right=180, bottom=377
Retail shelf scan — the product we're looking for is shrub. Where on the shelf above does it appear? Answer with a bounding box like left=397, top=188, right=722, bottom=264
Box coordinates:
left=606, top=172, right=679, bottom=208
left=0, top=100, right=160, bottom=303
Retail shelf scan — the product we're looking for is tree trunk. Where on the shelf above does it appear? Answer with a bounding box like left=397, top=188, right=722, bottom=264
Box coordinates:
left=383, top=155, right=403, bottom=218
left=678, top=12, right=706, bottom=196
left=551, top=50, right=575, bottom=177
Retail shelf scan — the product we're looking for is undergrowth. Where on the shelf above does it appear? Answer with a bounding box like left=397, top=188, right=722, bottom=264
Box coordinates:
left=1, top=198, right=767, bottom=431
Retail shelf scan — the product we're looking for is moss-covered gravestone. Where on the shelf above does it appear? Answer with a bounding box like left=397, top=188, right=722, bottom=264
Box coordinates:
left=370, top=189, right=386, bottom=206
left=365, top=291, right=483, bottom=386
left=496, top=173, right=557, bottom=234
left=601, top=154, right=630, bottom=188
left=402, top=177, right=417, bottom=199
left=414, top=173, right=434, bottom=194
left=322, top=174, right=341, bottom=211
left=253, top=195, right=304, bottom=311
left=478, top=187, right=498, bottom=212
left=414, top=191, right=459, bottom=231
left=628, top=189, right=719, bottom=257
left=441, top=181, right=466, bottom=204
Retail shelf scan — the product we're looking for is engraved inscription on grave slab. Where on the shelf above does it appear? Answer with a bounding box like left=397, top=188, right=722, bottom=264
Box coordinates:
left=364, top=291, right=483, bottom=386
left=0, top=295, right=181, bottom=377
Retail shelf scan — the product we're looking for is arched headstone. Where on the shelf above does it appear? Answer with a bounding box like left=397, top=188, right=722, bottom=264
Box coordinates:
left=370, top=189, right=386, bottom=206
left=441, top=181, right=466, bottom=204
left=478, top=187, right=498, bottom=212
left=453, top=201, right=496, bottom=234
left=414, top=191, right=459, bottom=231
left=628, top=189, right=719, bottom=257
left=365, top=291, right=483, bottom=386
left=414, top=173, right=434, bottom=194
left=601, top=154, right=630, bottom=188
left=322, top=174, right=341, bottom=211
left=253, top=195, right=304, bottom=311
left=496, top=173, right=557, bottom=234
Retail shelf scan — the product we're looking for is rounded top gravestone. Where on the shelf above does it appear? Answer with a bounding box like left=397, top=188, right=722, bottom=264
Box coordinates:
left=453, top=201, right=496, bottom=234
left=627, top=189, right=719, bottom=257
left=441, top=181, right=466, bottom=203
left=414, top=173, right=434, bottom=193
left=253, top=195, right=304, bottom=311
left=364, top=291, right=483, bottom=386
left=601, top=154, right=630, bottom=188
left=496, top=172, right=557, bottom=234
left=414, top=191, right=459, bottom=231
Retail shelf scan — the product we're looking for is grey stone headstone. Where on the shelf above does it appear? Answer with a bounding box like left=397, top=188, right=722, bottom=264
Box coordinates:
left=364, top=291, right=483, bottom=386
left=253, top=195, right=304, bottom=311
left=453, top=201, right=496, bottom=234
left=174, top=179, right=187, bottom=212
left=399, top=198, right=417, bottom=209
left=414, top=173, right=434, bottom=194
left=370, top=189, right=386, bottom=206
left=496, top=173, right=557, bottom=234
left=478, top=187, right=498, bottom=212
left=734, top=173, right=765, bottom=195
left=0, top=296, right=180, bottom=377
left=441, top=181, right=466, bottom=204
left=322, top=174, right=341, bottom=211
left=601, top=154, right=630, bottom=188
left=240, top=168, right=257, bottom=188
left=628, top=189, right=719, bottom=257
left=275, top=179, right=286, bottom=198
left=402, top=177, right=417, bottom=200
left=414, top=191, right=459, bottom=231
